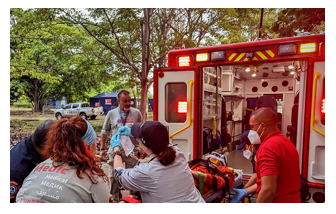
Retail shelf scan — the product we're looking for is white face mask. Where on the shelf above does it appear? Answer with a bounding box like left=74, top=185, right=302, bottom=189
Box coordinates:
left=243, top=149, right=253, bottom=160
left=124, top=107, right=130, bottom=112
left=248, top=124, right=265, bottom=145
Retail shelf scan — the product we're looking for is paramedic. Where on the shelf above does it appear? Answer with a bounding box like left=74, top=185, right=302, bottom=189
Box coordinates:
left=100, top=90, right=143, bottom=202
left=230, top=95, right=278, bottom=203
left=112, top=121, right=205, bottom=203
left=250, top=107, right=301, bottom=203
left=10, top=120, right=55, bottom=203
left=230, top=130, right=259, bottom=203
left=16, top=116, right=110, bottom=203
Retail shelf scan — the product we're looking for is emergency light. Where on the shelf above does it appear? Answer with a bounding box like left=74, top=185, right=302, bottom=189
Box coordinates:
left=321, top=99, right=325, bottom=113
left=278, top=44, right=297, bottom=56
left=196, top=53, right=209, bottom=62
left=211, top=51, right=226, bottom=61
left=178, top=56, right=192, bottom=66
left=177, top=101, right=187, bottom=113
left=300, top=43, right=316, bottom=53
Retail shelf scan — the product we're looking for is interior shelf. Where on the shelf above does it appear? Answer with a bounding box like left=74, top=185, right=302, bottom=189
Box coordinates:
left=204, top=84, right=221, bottom=93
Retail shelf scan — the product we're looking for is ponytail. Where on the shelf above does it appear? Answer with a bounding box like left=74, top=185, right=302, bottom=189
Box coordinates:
left=156, top=146, right=176, bottom=166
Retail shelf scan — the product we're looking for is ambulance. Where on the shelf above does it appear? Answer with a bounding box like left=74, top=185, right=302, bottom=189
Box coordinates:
left=153, top=34, right=325, bottom=202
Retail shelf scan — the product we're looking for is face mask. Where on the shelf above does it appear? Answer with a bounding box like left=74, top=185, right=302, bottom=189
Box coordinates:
left=124, top=107, right=130, bottom=112
left=248, top=124, right=265, bottom=145
left=243, top=149, right=253, bottom=160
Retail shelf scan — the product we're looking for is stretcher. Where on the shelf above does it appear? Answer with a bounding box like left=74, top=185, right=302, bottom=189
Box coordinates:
left=189, top=158, right=243, bottom=203
left=202, top=168, right=243, bottom=203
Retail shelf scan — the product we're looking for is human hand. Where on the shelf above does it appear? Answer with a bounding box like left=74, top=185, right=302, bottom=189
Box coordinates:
left=99, top=150, right=107, bottom=160
left=109, top=194, right=114, bottom=203
left=117, top=126, right=133, bottom=137
left=229, top=188, right=248, bottom=203
left=110, top=134, right=122, bottom=151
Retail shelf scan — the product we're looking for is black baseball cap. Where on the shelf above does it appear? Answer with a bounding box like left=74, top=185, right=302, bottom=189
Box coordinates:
left=131, top=121, right=169, bottom=154
left=237, top=130, right=251, bottom=150
left=255, top=95, right=278, bottom=112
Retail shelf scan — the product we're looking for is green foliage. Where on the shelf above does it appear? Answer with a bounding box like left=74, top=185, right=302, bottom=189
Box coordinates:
left=10, top=8, right=111, bottom=111
left=272, top=8, right=325, bottom=37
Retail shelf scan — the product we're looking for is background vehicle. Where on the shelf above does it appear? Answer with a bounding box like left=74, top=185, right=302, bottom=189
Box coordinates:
left=54, top=102, right=103, bottom=120
left=154, top=34, right=325, bottom=202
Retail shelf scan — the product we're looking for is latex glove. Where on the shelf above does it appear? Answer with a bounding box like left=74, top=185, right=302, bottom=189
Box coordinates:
left=117, top=126, right=133, bottom=137
left=230, top=188, right=248, bottom=203
left=110, top=134, right=122, bottom=151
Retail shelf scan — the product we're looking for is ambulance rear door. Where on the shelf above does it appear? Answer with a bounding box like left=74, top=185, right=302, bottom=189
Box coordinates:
left=306, top=57, right=325, bottom=186
left=153, top=67, right=201, bottom=161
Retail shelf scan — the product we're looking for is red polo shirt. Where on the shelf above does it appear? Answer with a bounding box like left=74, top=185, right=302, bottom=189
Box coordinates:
left=255, top=130, right=301, bottom=203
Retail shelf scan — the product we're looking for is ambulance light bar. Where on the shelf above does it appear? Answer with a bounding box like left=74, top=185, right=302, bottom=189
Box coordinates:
left=321, top=99, right=325, bottom=113
left=278, top=44, right=297, bottom=56
left=177, top=101, right=187, bottom=113
left=196, top=53, right=209, bottom=62
left=300, top=43, right=317, bottom=53
left=178, top=56, right=192, bottom=66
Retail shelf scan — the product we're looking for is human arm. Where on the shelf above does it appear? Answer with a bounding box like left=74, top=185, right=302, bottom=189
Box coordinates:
left=244, top=173, right=257, bottom=188
left=100, top=113, right=113, bottom=157
left=113, top=146, right=124, bottom=169
left=99, top=134, right=108, bottom=158
left=256, top=175, right=277, bottom=203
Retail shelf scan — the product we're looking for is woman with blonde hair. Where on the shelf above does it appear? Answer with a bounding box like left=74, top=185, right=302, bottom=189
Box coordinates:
left=16, top=116, right=109, bottom=203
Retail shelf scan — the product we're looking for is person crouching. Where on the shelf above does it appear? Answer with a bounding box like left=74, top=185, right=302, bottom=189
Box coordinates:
left=111, top=121, right=205, bottom=203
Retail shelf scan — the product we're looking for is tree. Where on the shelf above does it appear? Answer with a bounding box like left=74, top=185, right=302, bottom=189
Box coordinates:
left=10, top=8, right=111, bottom=111
left=58, top=8, right=239, bottom=119
left=272, top=8, right=325, bottom=37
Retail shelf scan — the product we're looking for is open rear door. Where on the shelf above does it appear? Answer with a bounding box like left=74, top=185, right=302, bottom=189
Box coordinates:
left=302, top=56, right=325, bottom=188
left=153, top=67, right=201, bottom=161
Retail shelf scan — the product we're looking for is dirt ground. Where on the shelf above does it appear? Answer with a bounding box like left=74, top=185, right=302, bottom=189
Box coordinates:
left=10, top=110, right=107, bottom=148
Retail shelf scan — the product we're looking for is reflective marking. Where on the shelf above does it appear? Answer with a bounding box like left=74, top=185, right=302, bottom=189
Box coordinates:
left=228, top=53, right=237, bottom=61
left=235, top=53, right=246, bottom=62
left=266, top=50, right=275, bottom=58
left=256, top=51, right=268, bottom=59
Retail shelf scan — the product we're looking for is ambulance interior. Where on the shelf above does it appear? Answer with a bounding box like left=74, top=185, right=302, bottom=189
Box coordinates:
left=202, top=60, right=306, bottom=175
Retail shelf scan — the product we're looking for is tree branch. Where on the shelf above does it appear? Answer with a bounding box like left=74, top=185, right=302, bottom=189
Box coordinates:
left=102, top=8, right=140, bottom=74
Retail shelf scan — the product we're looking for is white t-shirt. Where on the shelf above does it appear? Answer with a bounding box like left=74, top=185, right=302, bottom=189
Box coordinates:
left=16, top=159, right=109, bottom=203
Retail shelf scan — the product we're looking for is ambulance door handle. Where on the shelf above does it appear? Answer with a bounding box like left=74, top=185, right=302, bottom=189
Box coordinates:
left=311, top=72, right=325, bottom=137
left=169, top=80, right=194, bottom=139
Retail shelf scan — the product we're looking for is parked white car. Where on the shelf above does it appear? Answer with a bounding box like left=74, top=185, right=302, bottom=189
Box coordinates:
left=54, top=102, right=103, bottom=120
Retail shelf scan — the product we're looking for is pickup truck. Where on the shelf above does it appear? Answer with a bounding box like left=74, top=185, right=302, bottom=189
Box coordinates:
left=54, top=102, right=103, bottom=120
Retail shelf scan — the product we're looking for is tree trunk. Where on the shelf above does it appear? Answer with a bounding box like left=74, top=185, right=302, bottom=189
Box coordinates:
left=140, top=81, right=148, bottom=121
left=139, top=8, right=153, bottom=120
left=32, top=79, right=42, bottom=113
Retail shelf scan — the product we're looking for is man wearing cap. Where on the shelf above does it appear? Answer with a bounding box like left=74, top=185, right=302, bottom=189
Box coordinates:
left=110, top=121, right=205, bottom=203
left=230, top=130, right=259, bottom=203
left=100, top=90, right=143, bottom=202
left=10, top=120, right=55, bottom=203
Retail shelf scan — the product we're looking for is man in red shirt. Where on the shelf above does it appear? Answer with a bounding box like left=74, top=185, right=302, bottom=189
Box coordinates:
left=250, top=107, right=301, bottom=203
